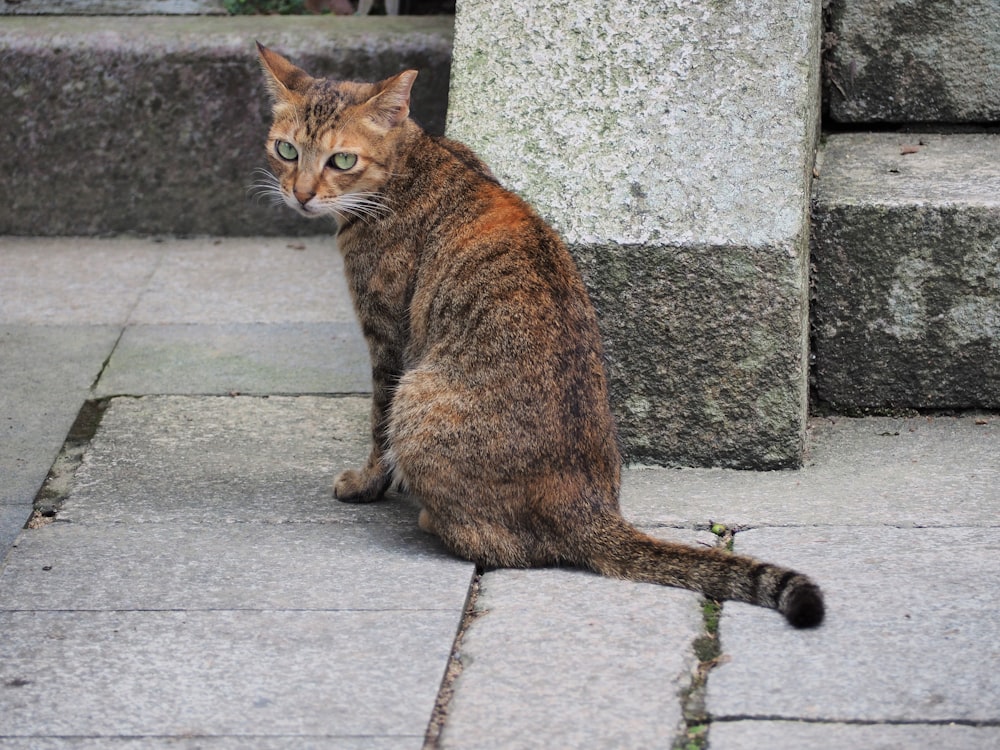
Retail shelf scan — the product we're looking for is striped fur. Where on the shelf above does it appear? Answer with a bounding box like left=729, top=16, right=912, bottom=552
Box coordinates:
left=257, top=45, right=824, bottom=628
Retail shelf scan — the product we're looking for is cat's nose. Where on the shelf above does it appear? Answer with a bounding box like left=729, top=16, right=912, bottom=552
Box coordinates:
left=293, top=188, right=316, bottom=206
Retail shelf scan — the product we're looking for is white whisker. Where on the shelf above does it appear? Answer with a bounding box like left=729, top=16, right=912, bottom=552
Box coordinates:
left=246, top=168, right=287, bottom=207
left=322, top=191, right=394, bottom=224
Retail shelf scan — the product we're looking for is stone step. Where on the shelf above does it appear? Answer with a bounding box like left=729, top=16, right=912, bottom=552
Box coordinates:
left=824, top=0, right=1000, bottom=124
left=0, top=15, right=453, bottom=236
left=0, top=0, right=227, bottom=14
left=811, top=132, right=1000, bottom=410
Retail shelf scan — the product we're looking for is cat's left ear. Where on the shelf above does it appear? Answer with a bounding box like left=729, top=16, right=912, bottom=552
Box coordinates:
left=365, top=70, right=418, bottom=130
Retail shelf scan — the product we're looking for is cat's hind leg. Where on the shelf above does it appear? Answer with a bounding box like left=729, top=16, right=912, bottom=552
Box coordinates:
left=417, top=507, right=437, bottom=535
left=418, top=505, right=537, bottom=569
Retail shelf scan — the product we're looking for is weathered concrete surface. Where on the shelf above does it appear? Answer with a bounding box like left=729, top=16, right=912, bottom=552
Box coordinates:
left=811, top=133, right=1000, bottom=409
left=0, top=16, right=453, bottom=236
left=707, top=526, right=1000, bottom=724
left=0, top=237, right=162, bottom=324
left=4, top=237, right=999, bottom=748
left=0, top=609, right=455, bottom=742
left=824, top=0, right=1000, bottom=123
left=448, top=0, right=822, bottom=468
left=0, top=395, right=472, bottom=746
left=59, top=395, right=377, bottom=525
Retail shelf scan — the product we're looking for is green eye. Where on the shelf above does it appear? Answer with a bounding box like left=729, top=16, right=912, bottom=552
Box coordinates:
left=330, top=152, right=358, bottom=171
left=275, top=140, right=298, bottom=161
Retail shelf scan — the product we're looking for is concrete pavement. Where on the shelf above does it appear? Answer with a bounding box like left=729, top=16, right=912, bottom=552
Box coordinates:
left=1, top=237, right=998, bottom=748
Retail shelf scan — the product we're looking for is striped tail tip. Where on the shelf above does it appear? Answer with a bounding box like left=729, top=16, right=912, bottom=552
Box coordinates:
left=781, top=580, right=825, bottom=628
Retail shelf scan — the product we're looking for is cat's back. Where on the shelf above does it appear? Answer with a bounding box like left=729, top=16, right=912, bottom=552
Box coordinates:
left=397, top=134, right=619, bottom=469
left=404, top=134, right=601, bottom=366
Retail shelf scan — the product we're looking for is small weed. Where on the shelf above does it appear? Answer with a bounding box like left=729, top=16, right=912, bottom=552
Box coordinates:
left=224, top=0, right=308, bottom=14
left=709, top=521, right=735, bottom=551
left=679, top=723, right=709, bottom=750
left=692, top=600, right=722, bottom=662
left=674, top=525, right=735, bottom=749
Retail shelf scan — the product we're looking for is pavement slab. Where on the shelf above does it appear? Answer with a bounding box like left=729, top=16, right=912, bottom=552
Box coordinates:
left=125, top=237, right=354, bottom=326
left=709, top=720, right=1000, bottom=750
left=0, top=609, right=454, bottom=742
left=59, top=395, right=383, bottom=524
left=0, top=741, right=414, bottom=750
left=93, top=322, right=369, bottom=396
left=439, top=531, right=714, bottom=749
left=0, top=506, right=30, bottom=564
left=2, top=521, right=471, bottom=612
left=707, top=526, right=1000, bottom=724
left=0, top=237, right=162, bottom=326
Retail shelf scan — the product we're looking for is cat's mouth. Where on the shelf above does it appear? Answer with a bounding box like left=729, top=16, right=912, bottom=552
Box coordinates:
left=288, top=196, right=324, bottom=219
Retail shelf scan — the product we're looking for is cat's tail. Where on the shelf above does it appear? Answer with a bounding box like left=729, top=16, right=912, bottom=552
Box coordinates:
left=572, top=513, right=824, bottom=629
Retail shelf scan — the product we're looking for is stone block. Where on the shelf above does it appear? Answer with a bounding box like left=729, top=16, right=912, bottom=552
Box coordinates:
left=447, top=0, right=822, bottom=468
left=824, top=0, right=1000, bottom=123
left=0, top=16, right=453, bottom=236
left=811, top=133, right=1000, bottom=409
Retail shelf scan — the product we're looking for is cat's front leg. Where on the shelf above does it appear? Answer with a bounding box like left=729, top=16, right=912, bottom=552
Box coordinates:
left=334, top=455, right=390, bottom=503
left=334, top=363, right=396, bottom=503
left=334, top=422, right=392, bottom=503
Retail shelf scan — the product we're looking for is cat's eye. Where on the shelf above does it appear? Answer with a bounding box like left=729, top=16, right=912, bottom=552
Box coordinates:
left=329, top=152, right=358, bottom=171
left=275, top=140, right=298, bottom=161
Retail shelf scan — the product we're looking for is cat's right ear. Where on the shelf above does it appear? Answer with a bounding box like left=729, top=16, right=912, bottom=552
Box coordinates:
left=256, top=42, right=312, bottom=100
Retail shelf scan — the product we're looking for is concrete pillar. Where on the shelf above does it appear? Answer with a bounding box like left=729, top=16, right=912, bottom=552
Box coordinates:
left=447, top=0, right=822, bottom=468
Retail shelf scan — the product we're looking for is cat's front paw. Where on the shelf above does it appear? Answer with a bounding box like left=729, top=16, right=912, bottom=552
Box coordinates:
left=334, top=467, right=389, bottom=504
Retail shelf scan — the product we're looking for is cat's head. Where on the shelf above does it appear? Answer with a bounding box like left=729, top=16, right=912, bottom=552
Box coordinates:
left=255, top=43, right=417, bottom=224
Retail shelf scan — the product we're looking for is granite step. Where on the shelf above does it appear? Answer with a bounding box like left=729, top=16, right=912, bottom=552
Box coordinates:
left=824, top=0, right=1000, bottom=124
left=811, top=132, right=1000, bottom=410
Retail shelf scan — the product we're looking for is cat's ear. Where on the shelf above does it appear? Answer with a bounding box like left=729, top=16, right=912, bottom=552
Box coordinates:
left=256, top=42, right=312, bottom=100
left=365, top=70, right=418, bottom=130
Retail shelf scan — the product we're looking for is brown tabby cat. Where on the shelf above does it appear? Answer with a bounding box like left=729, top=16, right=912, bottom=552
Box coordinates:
left=256, top=44, right=824, bottom=628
